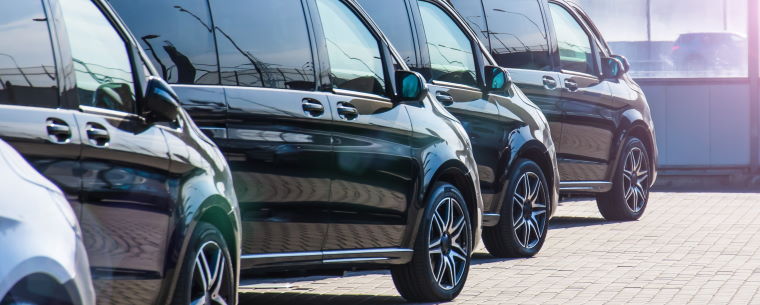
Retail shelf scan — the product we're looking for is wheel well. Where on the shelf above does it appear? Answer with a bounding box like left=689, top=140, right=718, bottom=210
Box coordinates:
left=199, top=204, right=237, bottom=268
left=628, top=124, right=655, bottom=162
left=2, top=273, right=74, bottom=305
left=435, top=166, right=478, bottom=236
left=517, top=146, right=555, bottom=202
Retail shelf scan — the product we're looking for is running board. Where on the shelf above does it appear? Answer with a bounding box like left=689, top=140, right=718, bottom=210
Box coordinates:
left=559, top=181, right=613, bottom=193
left=241, top=248, right=414, bottom=269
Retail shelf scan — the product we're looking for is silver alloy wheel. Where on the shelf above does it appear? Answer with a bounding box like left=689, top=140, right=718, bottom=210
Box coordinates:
left=191, top=241, right=229, bottom=305
left=428, top=196, right=470, bottom=290
left=512, top=172, right=547, bottom=249
left=623, top=147, right=649, bottom=213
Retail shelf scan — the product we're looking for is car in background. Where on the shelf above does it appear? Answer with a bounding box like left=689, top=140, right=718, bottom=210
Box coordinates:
left=358, top=0, right=559, bottom=258
left=0, top=0, right=240, bottom=304
left=111, top=0, right=482, bottom=301
left=672, top=32, right=748, bottom=72
left=0, top=139, right=95, bottom=305
left=450, top=0, right=658, bottom=221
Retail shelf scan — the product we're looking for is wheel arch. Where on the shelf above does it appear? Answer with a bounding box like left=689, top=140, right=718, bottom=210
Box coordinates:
left=609, top=110, right=657, bottom=185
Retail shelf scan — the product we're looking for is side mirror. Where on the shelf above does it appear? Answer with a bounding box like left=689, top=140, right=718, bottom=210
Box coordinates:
left=484, top=65, right=512, bottom=92
left=395, top=70, right=427, bottom=102
left=611, top=54, right=631, bottom=73
left=602, top=57, right=625, bottom=79
left=141, top=77, right=181, bottom=123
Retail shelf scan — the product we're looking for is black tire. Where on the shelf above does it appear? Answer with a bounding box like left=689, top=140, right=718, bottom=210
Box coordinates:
left=597, top=137, right=651, bottom=221
left=391, top=182, right=473, bottom=302
left=482, top=159, right=550, bottom=258
left=172, top=222, right=235, bottom=305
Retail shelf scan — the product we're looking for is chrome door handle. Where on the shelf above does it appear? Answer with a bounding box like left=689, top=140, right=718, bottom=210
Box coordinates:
left=435, top=91, right=455, bottom=106
left=46, top=119, right=71, bottom=143
left=85, top=123, right=110, bottom=147
left=336, top=103, right=358, bottom=120
left=542, top=76, right=558, bottom=89
left=564, top=79, right=579, bottom=91
left=302, top=99, right=324, bottom=116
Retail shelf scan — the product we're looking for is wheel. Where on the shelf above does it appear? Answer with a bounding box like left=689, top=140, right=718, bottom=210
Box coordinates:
left=482, top=159, right=549, bottom=258
left=172, top=222, right=235, bottom=305
left=391, top=182, right=473, bottom=302
left=597, top=137, right=651, bottom=221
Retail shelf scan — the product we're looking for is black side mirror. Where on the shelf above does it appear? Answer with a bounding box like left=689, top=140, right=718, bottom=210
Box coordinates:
left=395, top=70, right=427, bottom=102
left=141, top=77, right=181, bottom=123
left=484, top=65, right=512, bottom=92
left=602, top=57, right=625, bottom=79
left=611, top=54, right=631, bottom=73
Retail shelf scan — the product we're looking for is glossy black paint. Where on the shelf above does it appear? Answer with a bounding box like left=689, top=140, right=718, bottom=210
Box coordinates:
left=359, top=0, right=560, bottom=224
left=112, top=0, right=482, bottom=275
left=0, top=1, right=240, bottom=304
left=449, top=0, right=658, bottom=193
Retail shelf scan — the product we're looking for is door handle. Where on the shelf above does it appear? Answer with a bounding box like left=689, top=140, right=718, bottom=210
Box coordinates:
left=46, top=119, right=72, bottom=143
left=435, top=91, right=454, bottom=106
left=542, top=76, right=557, bottom=89
left=302, top=99, right=324, bottom=116
left=564, top=79, right=579, bottom=92
left=85, top=123, right=110, bottom=147
left=336, top=102, right=358, bottom=120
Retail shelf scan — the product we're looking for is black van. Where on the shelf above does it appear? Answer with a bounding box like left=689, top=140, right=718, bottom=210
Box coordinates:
left=111, top=0, right=483, bottom=301
left=358, top=0, right=559, bottom=258
left=449, top=0, right=658, bottom=220
left=0, top=0, right=241, bottom=304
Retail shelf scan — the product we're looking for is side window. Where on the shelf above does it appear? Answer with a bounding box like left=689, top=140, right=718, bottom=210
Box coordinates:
left=109, top=0, right=219, bottom=85
left=549, top=3, right=595, bottom=75
left=356, top=0, right=417, bottom=69
left=60, top=0, right=136, bottom=113
left=481, top=0, right=551, bottom=71
left=417, top=1, right=477, bottom=88
left=0, top=0, right=58, bottom=108
left=448, top=0, right=490, bottom=45
left=212, top=0, right=315, bottom=91
left=317, top=0, right=386, bottom=96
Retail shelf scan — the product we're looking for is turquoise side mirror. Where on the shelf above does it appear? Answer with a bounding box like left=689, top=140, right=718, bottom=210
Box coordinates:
left=484, top=65, right=512, bottom=92
left=395, top=70, right=427, bottom=102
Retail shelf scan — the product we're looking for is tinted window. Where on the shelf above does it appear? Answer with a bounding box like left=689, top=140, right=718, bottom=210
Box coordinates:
left=0, top=0, right=58, bottom=108
left=418, top=1, right=477, bottom=87
left=449, top=0, right=489, bottom=45
left=356, top=0, right=417, bottom=68
left=549, top=3, right=594, bottom=75
left=480, top=0, right=551, bottom=71
left=212, top=0, right=315, bottom=91
left=109, top=0, right=219, bottom=85
left=60, top=0, right=136, bottom=113
left=317, top=0, right=386, bottom=96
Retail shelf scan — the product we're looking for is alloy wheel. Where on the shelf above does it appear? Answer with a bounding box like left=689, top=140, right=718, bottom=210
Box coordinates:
left=623, top=147, right=649, bottom=213
left=428, top=196, right=471, bottom=290
left=512, top=172, right=548, bottom=249
left=190, top=241, right=230, bottom=305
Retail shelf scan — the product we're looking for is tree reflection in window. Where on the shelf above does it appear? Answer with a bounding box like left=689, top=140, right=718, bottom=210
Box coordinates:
left=418, top=1, right=477, bottom=87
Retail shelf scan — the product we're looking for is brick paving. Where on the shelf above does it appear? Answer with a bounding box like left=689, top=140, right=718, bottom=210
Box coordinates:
left=239, top=192, right=760, bottom=304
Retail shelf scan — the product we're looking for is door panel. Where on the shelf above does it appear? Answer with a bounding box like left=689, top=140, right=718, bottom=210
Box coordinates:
left=222, top=88, right=333, bottom=254
left=76, top=109, right=173, bottom=280
left=508, top=69, right=564, bottom=151
left=325, top=93, right=414, bottom=250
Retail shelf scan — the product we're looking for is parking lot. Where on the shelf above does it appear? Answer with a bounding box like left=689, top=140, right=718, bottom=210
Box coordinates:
left=239, top=192, right=760, bottom=304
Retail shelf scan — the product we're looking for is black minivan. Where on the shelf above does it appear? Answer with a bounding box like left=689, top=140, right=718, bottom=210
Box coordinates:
left=0, top=0, right=241, bottom=304
left=111, top=0, right=483, bottom=301
left=450, top=0, right=658, bottom=220
left=357, top=0, right=559, bottom=257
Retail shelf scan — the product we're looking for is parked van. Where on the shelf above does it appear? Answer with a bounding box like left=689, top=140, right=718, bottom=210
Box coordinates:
left=111, top=0, right=483, bottom=301
left=449, top=0, right=658, bottom=220
left=0, top=0, right=241, bottom=304
left=357, top=0, right=559, bottom=257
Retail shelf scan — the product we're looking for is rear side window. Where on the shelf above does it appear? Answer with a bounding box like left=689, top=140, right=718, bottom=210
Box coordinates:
left=212, top=0, right=315, bottom=91
left=109, top=0, right=219, bottom=85
left=0, top=0, right=58, bottom=108
left=317, top=0, right=386, bottom=96
left=448, top=0, right=489, bottom=45
left=418, top=1, right=477, bottom=87
left=481, top=0, right=551, bottom=71
left=548, top=3, right=594, bottom=75
left=356, top=0, right=417, bottom=68
left=60, top=0, right=136, bottom=113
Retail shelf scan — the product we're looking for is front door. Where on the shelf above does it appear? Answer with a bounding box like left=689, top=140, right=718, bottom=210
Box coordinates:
left=313, top=0, right=415, bottom=252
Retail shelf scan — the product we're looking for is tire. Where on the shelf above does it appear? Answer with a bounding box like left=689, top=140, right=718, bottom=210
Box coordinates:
left=171, top=222, right=235, bottom=305
left=391, top=182, right=473, bottom=302
left=597, top=137, right=651, bottom=221
left=482, top=159, right=550, bottom=258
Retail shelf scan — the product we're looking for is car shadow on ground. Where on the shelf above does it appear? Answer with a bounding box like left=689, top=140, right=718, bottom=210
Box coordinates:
left=549, top=216, right=623, bottom=229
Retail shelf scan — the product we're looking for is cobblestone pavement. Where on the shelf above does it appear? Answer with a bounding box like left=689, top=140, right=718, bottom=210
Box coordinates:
left=239, top=192, right=760, bottom=304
